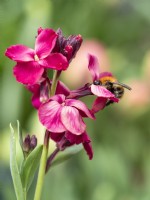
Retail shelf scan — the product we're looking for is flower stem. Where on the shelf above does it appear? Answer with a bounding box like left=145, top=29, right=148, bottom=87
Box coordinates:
left=33, top=130, right=50, bottom=200
left=46, top=147, right=59, bottom=173
left=50, top=70, right=61, bottom=96
left=23, top=188, right=27, bottom=200
left=34, top=70, right=61, bottom=200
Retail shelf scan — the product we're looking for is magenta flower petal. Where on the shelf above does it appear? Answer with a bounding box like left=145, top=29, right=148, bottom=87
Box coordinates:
left=83, top=141, right=93, bottom=160
left=65, top=131, right=93, bottom=159
left=56, top=81, right=70, bottom=96
left=50, top=94, right=65, bottom=104
left=27, top=80, right=50, bottom=109
left=27, top=84, right=41, bottom=109
left=5, top=45, right=34, bottom=62
left=13, top=62, right=44, bottom=85
left=32, top=93, right=41, bottom=109
left=65, top=131, right=79, bottom=144
left=88, top=54, right=100, bottom=81
left=35, top=29, right=57, bottom=59
left=27, top=83, right=39, bottom=93
left=91, top=85, right=115, bottom=98
left=38, top=101, right=66, bottom=133
left=92, top=97, right=107, bottom=113
left=65, top=131, right=90, bottom=144
left=65, top=99, right=95, bottom=119
left=65, top=131, right=84, bottom=144
left=39, top=53, right=68, bottom=70
left=37, top=27, right=43, bottom=35
left=50, top=132, right=64, bottom=142
left=110, top=96, right=119, bottom=102
left=61, top=106, right=86, bottom=135
left=99, top=72, right=113, bottom=79
left=81, top=131, right=91, bottom=142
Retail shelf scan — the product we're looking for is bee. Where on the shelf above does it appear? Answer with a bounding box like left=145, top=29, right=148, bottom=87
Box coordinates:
left=93, top=74, right=131, bottom=106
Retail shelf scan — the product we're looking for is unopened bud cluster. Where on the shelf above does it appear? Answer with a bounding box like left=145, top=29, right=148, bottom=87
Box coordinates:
left=23, top=134, right=37, bottom=156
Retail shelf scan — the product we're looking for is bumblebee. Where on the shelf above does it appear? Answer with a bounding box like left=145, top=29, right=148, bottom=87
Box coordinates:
left=93, top=75, right=131, bottom=106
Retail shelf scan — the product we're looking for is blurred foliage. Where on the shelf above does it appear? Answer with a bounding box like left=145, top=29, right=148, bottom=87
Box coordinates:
left=0, top=0, right=150, bottom=200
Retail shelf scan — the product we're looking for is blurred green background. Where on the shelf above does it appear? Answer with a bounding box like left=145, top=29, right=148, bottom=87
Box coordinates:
left=1, top=0, right=150, bottom=199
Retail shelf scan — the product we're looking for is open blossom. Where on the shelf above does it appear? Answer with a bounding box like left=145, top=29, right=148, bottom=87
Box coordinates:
left=50, top=131, right=93, bottom=160
left=38, top=94, right=95, bottom=135
left=5, top=28, right=68, bottom=85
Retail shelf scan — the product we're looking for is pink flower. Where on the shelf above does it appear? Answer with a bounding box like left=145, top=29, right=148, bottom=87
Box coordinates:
left=5, top=28, right=68, bottom=85
left=38, top=94, right=95, bottom=135
left=50, top=131, right=93, bottom=160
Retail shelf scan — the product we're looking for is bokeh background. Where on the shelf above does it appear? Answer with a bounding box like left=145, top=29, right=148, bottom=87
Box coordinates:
left=0, top=0, right=150, bottom=199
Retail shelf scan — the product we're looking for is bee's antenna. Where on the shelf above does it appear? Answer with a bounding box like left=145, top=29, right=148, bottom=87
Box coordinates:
left=113, top=82, right=132, bottom=90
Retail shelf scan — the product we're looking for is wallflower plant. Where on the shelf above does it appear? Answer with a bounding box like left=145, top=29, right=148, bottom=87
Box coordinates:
left=6, top=27, right=131, bottom=200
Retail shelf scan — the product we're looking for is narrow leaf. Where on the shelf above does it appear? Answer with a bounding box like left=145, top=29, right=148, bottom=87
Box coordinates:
left=21, top=145, right=42, bottom=190
left=10, top=124, right=24, bottom=200
left=17, top=120, right=25, bottom=158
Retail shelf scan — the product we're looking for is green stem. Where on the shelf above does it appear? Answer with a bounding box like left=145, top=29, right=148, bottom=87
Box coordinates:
left=33, top=130, right=49, bottom=200
left=23, top=188, right=27, bottom=200
left=50, top=70, right=61, bottom=96
left=33, top=70, right=61, bottom=200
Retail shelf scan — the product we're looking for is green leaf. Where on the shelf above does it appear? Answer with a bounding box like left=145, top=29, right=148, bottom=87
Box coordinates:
left=21, top=145, right=43, bottom=190
left=17, top=120, right=25, bottom=158
left=51, top=144, right=83, bottom=168
left=10, top=124, right=24, bottom=200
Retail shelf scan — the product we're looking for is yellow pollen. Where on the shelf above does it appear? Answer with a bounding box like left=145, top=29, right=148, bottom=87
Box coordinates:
left=34, top=54, right=39, bottom=61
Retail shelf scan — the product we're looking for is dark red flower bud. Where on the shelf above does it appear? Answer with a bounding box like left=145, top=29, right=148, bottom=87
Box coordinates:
left=30, top=135, right=37, bottom=150
left=23, top=134, right=38, bottom=156
left=64, top=45, right=73, bottom=61
left=53, top=28, right=83, bottom=62
left=66, top=34, right=83, bottom=62
left=23, top=134, right=31, bottom=153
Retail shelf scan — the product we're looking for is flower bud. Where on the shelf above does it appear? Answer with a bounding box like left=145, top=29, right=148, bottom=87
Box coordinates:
left=23, top=134, right=31, bottom=153
left=30, top=135, right=37, bottom=150
left=53, top=28, right=83, bottom=63
left=66, top=34, right=83, bottom=62
left=23, top=134, right=38, bottom=156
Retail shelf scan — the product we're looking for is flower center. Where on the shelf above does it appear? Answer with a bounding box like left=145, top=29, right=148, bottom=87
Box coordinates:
left=34, top=54, right=39, bottom=61
left=40, top=96, right=47, bottom=103
left=61, top=102, right=65, bottom=106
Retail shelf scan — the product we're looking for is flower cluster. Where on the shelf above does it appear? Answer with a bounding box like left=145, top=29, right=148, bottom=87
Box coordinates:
left=5, top=27, right=125, bottom=161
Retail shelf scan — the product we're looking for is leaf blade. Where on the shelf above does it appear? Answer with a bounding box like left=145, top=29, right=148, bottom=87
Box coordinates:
left=17, top=120, right=25, bottom=158
left=10, top=124, right=24, bottom=200
left=21, top=145, right=43, bottom=190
